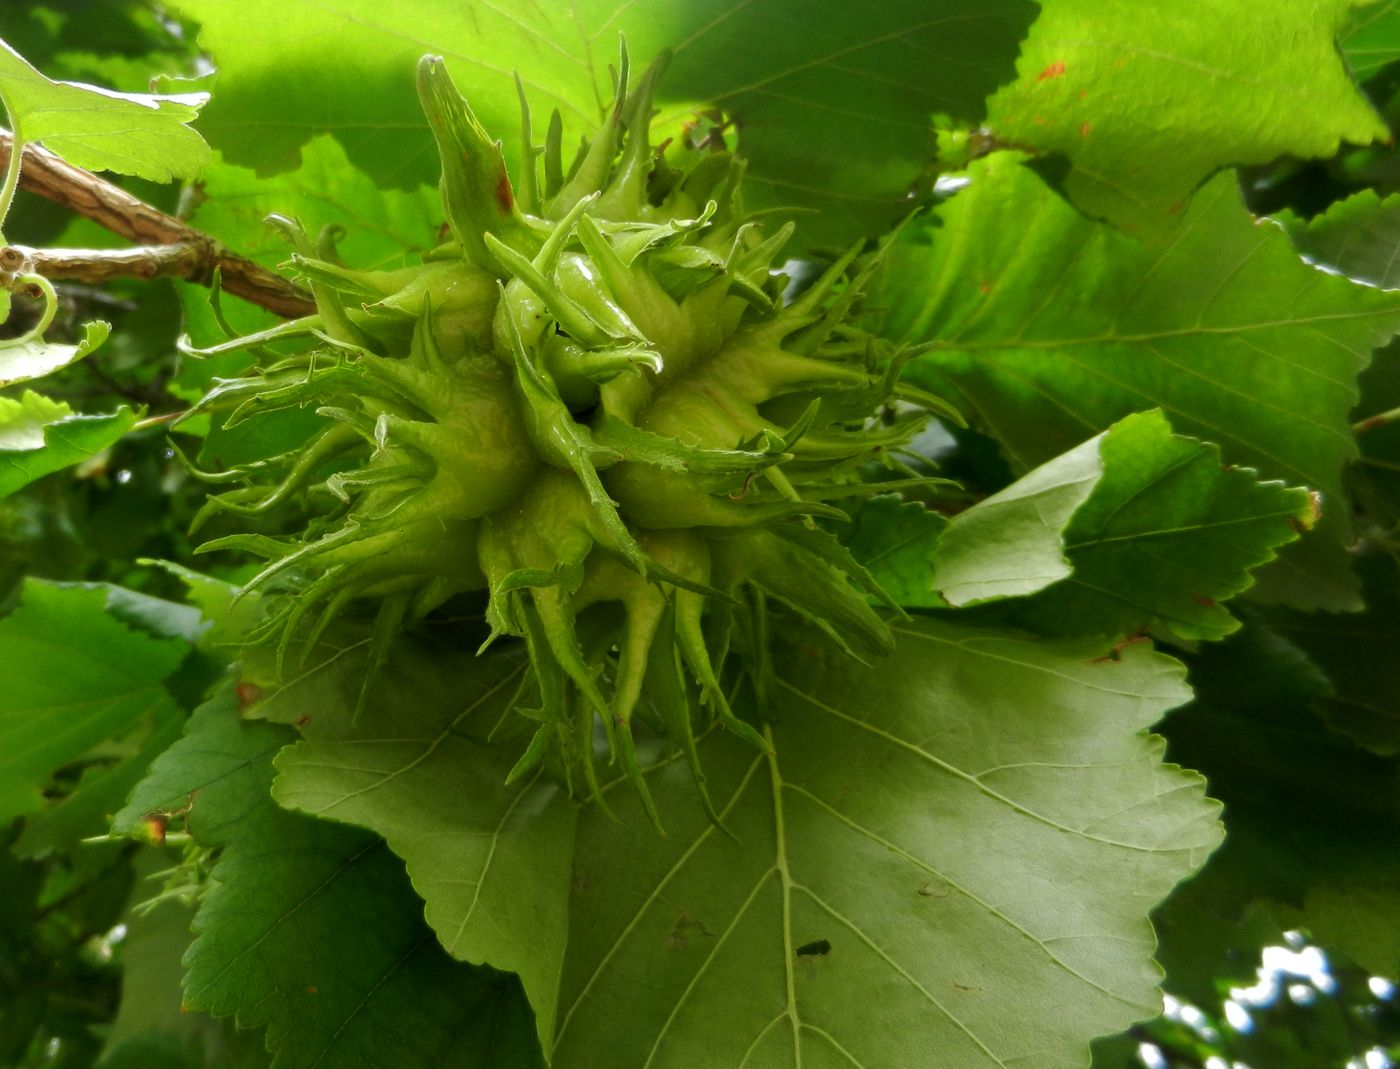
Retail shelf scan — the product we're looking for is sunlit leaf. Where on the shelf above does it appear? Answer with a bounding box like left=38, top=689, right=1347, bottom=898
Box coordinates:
left=0, top=390, right=136, bottom=497
left=985, top=1, right=1387, bottom=232
left=0, top=38, right=208, bottom=181
left=878, top=154, right=1400, bottom=611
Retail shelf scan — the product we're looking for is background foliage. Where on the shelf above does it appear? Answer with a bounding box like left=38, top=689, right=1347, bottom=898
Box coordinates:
left=6, top=2, right=1400, bottom=1068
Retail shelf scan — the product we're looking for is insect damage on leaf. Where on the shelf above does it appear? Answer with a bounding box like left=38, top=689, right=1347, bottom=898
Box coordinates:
left=181, top=44, right=952, bottom=827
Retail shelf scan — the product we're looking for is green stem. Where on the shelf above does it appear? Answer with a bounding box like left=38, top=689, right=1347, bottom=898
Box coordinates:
left=3, top=271, right=56, bottom=345
left=1354, top=406, right=1400, bottom=434
left=0, top=100, right=22, bottom=239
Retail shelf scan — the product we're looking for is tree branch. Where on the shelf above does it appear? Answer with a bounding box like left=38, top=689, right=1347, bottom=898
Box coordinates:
left=0, top=130, right=314, bottom=319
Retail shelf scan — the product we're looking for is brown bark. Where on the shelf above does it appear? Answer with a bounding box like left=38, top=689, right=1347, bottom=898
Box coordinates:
left=0, top=131, right=314, bottom=318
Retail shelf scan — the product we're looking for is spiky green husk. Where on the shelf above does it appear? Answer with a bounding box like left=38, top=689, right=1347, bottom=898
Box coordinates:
left=185, top=47, right=950, bottom=827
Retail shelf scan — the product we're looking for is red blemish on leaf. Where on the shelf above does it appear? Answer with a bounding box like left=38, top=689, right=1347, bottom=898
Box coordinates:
left=1038, top=61, right=1067, bottom=81
left=1078, top=122, right=1092, bottom=138
left=1032, top=115, right=1048, bottom=126
left=1191, top=593, right=1216, bottom=607
left=236, top=681, right=262, bottom=708
left=306, top=986, right=318, bottom=994
left=142, top=815, right=167, bottom=846
left=494, top=165, right=514, bottom=214
left=978, top=281, right=991, bottom=294
left=437, top=221, right=451, bottom=240
left=1089, top=634, right=1149, bottom=664
left=1168, top=200, right=1185, bottom=214
left=296, top=715, right=313, bottom=726
left=1078, top=89, right=1088, bottom=100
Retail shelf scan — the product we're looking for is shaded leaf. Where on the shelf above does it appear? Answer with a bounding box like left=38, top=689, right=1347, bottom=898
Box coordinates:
left=13, top=710, right=183, bottom=858
left=1343, top=0, right=1400, bottom=81
left=0, top=580, right=187, bottom=826
left=554, top=620, right=1218, bottom=1068
left=1161, top=622, right=1400, bottom=980
left=117, top=684, right=546, bottom=1069
left=98, top=852, right=268, bottom=1069
left=265, top=635, right=578, bottom=1051
left=1268, top=552, right=1400, bottom=755
left=0, top=37, right=208, bottom=181
left=985, top=1, right=1387, bottom=232
left=878, top=154, right=1400, bottom=610
left=1283, top=188, right=1400, bottom=290
left=843, top=494, right=948, bottom=609
left=170, top=0, right=1036, bottom=249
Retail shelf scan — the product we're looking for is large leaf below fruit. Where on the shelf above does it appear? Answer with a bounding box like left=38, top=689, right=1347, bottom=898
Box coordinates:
left=552, top=620, right=1218, bottom=1068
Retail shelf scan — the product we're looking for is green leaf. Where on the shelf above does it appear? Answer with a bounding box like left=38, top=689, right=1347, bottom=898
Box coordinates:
left=878, top=154, right=1400, bottom=610
left=1343, top=0, right=1400, bottom=81
left=13, top=710, right=183, bottom=858
left=99, top=852, right=268, bottom=1069
left=554, top=621, right=1219, bottom=1068
left=170, top=0, right=1036, bottom=248
left=112, top=681, right=291, bottom=843
left=1161, top=623, right=1400, bottom=979
left=843, top=495, right=949, bottom=609
left=139, top=560, right=258, bottom=653
left=984, top=1, right=1387, bottom=232
left=1283, top=188, right=1400, bottom=289
left=117, top=684, right=546, bottom=1069
left=264, top=637, right=578, bottom=1051
left=934, top=430, right=1103, bottom=605
left=0, top=320, right=110, bottom=387
left=0, top=390, right=136, bottom=498
left=0, top=580, right=187, bottom=827
left=0, top=38, right=209, bottom=181
left=943, top=412, right=1314, bottom=641
left=1267, top=553, right=1400, bottom=755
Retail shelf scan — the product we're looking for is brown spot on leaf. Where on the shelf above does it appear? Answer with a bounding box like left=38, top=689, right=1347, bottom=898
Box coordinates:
left=666, top=912, right=714, bottom=950
left=142, top=815, right=167, bottom=846
left=1089, top=634, right=1149, bottom=664
left=494, top=165, right=514, bottom=214
left=295, top=715, right=313, bottom=727
left=978, top=281, right=992, bottom=294
left=1038, top=61, right=1067, bottom=81
left=1078, top=122, right=1092, bottom=138
left=1191, top=593, right=1216, bottom=607
left=306, top=986, right=318, bottom=994
left=236, top=681, right=262, bottom=708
